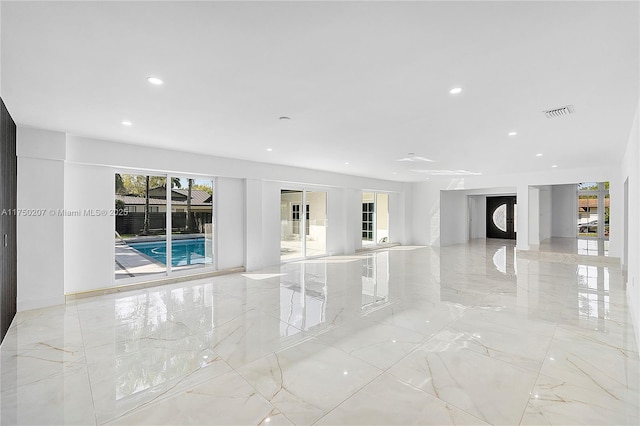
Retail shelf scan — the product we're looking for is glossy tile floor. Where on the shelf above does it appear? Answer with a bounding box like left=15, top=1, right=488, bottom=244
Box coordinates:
left=1, top=240, right=638, bottom=425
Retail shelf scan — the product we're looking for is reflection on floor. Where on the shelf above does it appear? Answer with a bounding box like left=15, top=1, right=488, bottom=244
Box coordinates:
left=519, top=237, right=616, bottom=268
left=538, top=237, right=610, bottom=257
left=1, top=240, right=638, bottom=425
left=280, top=238, right=326, bottom=262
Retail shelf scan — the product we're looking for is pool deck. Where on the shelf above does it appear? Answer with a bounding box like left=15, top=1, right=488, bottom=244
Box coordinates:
left=115, top=233, right=211, bottom=280
left=115, top=243, right=166, bottom=279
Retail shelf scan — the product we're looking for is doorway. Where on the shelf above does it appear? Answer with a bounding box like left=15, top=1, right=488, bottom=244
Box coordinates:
left=486, top=196, right=517, bottom=239
left=280, top=189, right=327, bottom=261
left=362, top=192, right=389, bottom=246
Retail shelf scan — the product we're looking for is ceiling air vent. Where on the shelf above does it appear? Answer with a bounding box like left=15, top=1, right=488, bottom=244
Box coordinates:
left=544, top=105, right=575, bottom=118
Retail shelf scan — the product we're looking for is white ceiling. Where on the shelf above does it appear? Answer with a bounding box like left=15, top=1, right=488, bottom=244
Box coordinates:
left=2, top=1, right=638, bottom=182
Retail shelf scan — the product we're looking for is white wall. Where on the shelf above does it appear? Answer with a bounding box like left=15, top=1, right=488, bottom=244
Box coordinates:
left=468, top=195, right=486, bottom=239
left=528, top=187, right=540, bottom=246
left=260, top=181, right=282, bottom=269
left=326, top=187, right=347, bottom=255
left=551, top=184, right=577, bottom=237
left=16, top=128, right=66, bottom=310
left=244, top=179, right=264, bottom=271
left=64, top=134, right=405, bottom=192
left=538, top=186, right=551, bottom=242
left=64, top=163, right=113, bottom=294
left=440, top=190, right=467, bottom=246
left=216, top=177, right=244, bottom=269
left=16, top=127, right=410, bottom=304
left=620, top=102, right=640, bottom=347
left=411, top=181, right=444, bottom=246
left=528, top=185, right=551, bottom=245
left=344, top=188, right=361, bottom=253
left=389, top=192, right=405, bottom=244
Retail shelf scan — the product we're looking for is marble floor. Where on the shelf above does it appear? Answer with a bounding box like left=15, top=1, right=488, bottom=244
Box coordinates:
left=536, top=237, right=610, bottom=257
left=1, top=240, right=638, bottom=425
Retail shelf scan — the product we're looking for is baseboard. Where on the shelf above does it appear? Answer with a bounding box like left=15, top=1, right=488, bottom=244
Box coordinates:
left=17, top=295, right=66, bottom=312
left=65, top=266, right=245, bottom=301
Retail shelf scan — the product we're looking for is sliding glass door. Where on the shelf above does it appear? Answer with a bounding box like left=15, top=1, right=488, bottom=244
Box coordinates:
left=280, top=189, right=327, bottom=261
left=115, top=173, right=167, bottom=280
left=170, top=177, right=214, bottom=273
left=305, top=191, right=327, bottom=257
left=362, top=191, right=389, bottom=246
left=577, top=182, right=610, bottom=239
left=281, top=190, right=304, bottom=261
left=115, top=172, right=215, bottom=281
left=376, top=193, right=389, bottom=244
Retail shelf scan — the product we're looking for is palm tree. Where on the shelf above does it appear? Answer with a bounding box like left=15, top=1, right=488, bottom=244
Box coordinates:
left=143, top=176, right=150, bottom=235
left=138, top=176, right=182, bottom=236
left=186, top=178, right=194, bottom=233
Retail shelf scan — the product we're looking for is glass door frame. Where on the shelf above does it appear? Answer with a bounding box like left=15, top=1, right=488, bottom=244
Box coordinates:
left=280, top=186, right=329, bottom=263
left=114, top=168, right=218, bottom=286
left=361, top=191, right=391, bottom=246
left=577, top=182, right=609, bottom=240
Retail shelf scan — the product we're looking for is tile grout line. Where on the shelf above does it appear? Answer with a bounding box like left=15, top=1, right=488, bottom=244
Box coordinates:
left=517, top=323, right=559, bottom=426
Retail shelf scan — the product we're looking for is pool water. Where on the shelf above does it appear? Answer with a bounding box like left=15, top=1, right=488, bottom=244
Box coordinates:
left=128, top=238, right=212, bottom=267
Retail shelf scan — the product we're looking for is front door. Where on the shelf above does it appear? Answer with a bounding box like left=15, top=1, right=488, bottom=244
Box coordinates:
left=486, top=196, right=516, bottom=239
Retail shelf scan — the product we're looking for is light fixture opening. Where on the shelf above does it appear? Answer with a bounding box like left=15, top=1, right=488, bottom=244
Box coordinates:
left=121, top=120, right=132, bottom=126
left=147, top=76, right=164, bottom=85
left=508, top=132, right=517, bottom=136
left=449, top=87, right=462, bottom=95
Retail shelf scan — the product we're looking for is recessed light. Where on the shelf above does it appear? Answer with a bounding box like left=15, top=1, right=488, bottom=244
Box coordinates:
left=147, top=76, right=164, bottom=85
left=392, top=172, right=397, bottom=175
left=266, top=148, right=273, bottom=152
left=121, top=120, right=132, bottom=126
left=344, top=162, right=349, bottom=165
left=536, top=153, right=543, bottom=157
left=508, top=132, right=517, bottom=136
left=552, top=165, right=558, bottom=168
left=449, top=87, right=463, bottom=95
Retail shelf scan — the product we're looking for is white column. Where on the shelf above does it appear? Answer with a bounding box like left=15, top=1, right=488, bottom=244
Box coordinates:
left=516, top=184, right=530, bottom=251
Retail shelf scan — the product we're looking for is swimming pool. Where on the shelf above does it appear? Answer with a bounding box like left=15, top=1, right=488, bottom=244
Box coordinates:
left=127, top=238, right=212, bottom=267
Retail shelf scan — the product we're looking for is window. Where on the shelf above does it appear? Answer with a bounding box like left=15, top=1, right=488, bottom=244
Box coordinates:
left=291, top=204, right=310, bottom=236
left=362, top=202, right=374, bottom=241
left=577, top=181, right=609, bottom=239
left=292, top=204, right=300, bottom=234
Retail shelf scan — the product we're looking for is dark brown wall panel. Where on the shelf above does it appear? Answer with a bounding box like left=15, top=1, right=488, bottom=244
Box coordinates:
left=0, top=97, right=17, bottom=342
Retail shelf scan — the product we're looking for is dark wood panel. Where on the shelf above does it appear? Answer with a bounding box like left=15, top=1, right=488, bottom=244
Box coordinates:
left=0, top=96, right=17, bottom=342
